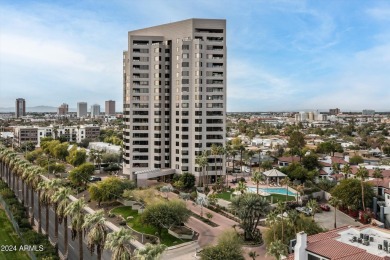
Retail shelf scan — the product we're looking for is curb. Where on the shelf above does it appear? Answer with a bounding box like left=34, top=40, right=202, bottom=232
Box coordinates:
left=167, top=240, right=198, bottom=250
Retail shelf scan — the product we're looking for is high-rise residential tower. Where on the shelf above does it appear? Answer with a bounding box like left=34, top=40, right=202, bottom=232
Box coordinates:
left=77, top=102, right=88, bottom=118
left=15, top=98, right=26, bottom=118
left=57, top=103, right=69, bottom=115
left=105, top=100, right=116, bottom=115
left=123, top=19, right=226, bottom=183
left=91, top=104, right=100, bottom=118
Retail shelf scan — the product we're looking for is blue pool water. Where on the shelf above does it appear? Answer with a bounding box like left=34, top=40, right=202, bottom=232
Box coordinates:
left=247, top=187, right=296, bottom=196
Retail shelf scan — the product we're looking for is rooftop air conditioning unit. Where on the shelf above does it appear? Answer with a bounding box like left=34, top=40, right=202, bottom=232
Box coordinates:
left=379, top=244, right=383, bottom=250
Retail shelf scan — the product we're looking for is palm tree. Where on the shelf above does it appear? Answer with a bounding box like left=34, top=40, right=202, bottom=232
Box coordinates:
left=256, top=148, right=262, bottom=171
left=307, top=199, right=319, bottom=220
left=276, top=201, right=286, bottom=242
left=217, top=145, right=225, bottom=179
left=26, top=167, right=42, bottom=232
left=82, top=210, right=107, bottom=260
left=341, top=164, right=352, bottom=179
left=64, top=198, right=87, bottom=260
left=251, top=171, right=264, bottom=195
left=105, top=228, right=134, bottom=260
left=52, top=187, right=72, bottom=255
left=329, top=197, right=342, bottom=229
left=280, top=177, right=291, bottom=201
left=266, top=211, right=278, bottom=240
left=235, top=181, right=247, bottom=194
left=356, top=166, right=369, bottom=211
left=211, top=144, right=219, bottom=181
left=237, top=145, right=245, bottom=173
left=267, top=239, right=288, bottom=260
left=37, top=179, right=64, bottom=235
left=248, top=251, right=259, bottom=260
left=195, top=152, right=208, bottom=187
left=231, top=150, right=238, bottom=180
left=134, top=243, right=167, bottom=260
left=245, top=150, right=255, bottom=175
left=287, top=210, right=300, bottom=234
left=372, top=168, right=384, bottom=196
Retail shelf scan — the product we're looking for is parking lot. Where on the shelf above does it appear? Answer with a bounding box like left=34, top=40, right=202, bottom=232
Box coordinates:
left=314, top=205, right=363, bottom=230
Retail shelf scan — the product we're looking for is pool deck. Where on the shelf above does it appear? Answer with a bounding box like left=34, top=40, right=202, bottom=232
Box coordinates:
left=227, top=173, right=298, bottom=195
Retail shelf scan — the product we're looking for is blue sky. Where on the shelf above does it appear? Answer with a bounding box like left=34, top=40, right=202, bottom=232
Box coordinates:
left=1, top=0, right=390, bottom=112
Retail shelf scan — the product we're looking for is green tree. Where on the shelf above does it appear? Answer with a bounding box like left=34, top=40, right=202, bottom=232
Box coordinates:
left=53, top=142, right=69, bottom=161
left=64, top=198, right=87, bottom=260
left=69, top=162, right=95, bottom=187
left=178, top=172, right=196, bottom=190
left=89, top=177, right=135, bottom=206
left=201, top=230, right=244, bottom=260
left=230, top=193, right=270, bottom=242
left=287, top=131, right=305, bottom=150
left=105, top=228, right=134, bottom=260
left=356, top=166, right=370, bottom=210
left=52, top=187, right=72, bottom=255
left=301, top=154, right=321, bottom=171
left=235, top=181, right=247, bottom=194
left=141, top=199, right=190, bottom=237
left=349, top=155, right=364, bottom=165
left=329, top=197, right=342, bottom=229
left=341, top=164, right=352, bottom=179
left=66, top=146, right=87, bottom=166
left=251, top=171, right=264, bottom=195
left=307, top=199, right=319, bottom=220
left=134, top=243, right=167, bottom=260
left=82, top=210, right=107, bottom=260
left=331, top=178, right=374, bottom=211
left=267, top=239, right=288, bottom=260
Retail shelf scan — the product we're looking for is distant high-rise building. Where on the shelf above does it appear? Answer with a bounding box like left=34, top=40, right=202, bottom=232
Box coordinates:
left=57, top=103, right=69, bottom=115
left=91, top=104, right=100, bottom=118
left=123, top=18, right=226, bottom=183
left=105, top=100, right=115, bottom=115
left=15, top=98, right=26, bottom=118
left=362, top=109, right=375, bottom=116
left=329, top=108, right=340, bottom=115
left=77, top=102, right=88, bottom=118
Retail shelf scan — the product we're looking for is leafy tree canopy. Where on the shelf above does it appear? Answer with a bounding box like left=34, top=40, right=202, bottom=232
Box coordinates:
left=331, top=178, right=374, bottom=210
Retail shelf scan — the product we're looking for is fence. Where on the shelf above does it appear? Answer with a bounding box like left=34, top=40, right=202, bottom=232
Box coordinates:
left=0, top=192, right=37, bottom=260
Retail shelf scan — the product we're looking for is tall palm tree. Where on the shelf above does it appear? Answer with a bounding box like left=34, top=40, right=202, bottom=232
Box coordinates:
left=64, top=198, right=87, bottom=260
left=37, top=179, right=64, bottom=235
left=26, top=166, right=42, bottom=231
left=217, top=145, right=225, bottom=179
left=251, top=171, right=264, bottom=195
left=52, top=187, right=72, bottom=255
left=211, top=144, right=219, bottom=180
left=237, top=145, right=245, bottom=173
left=134, top=243, right=167, bottom=260
left=329, top=197, right=342, bottom=229
left=276, top=201, right=286, bottom=242
left=195, top=153, right=208, bottom=187
left=235, top=181, right=247, bottom=195
left=341, top=164, right=352, bottom=179
left=356, top=166, right=369, bottom=211
left=256, top=148, right=262, bottom=171
left=266, top=211, right=278, bottom=240
left=246, top=150, right=255, bottom=175
left=82, top=210, right=107, bottom=260
left=280, top=177, right=291, bottom=201
left=267, top=239, right=288, bottom=260
left=287, top=210, right=300, bottom=234
left=307, top=199, right=319, bottom=220
left=231, top=150, right=238, bottom=180
left=372, top=168, right=384, bottom=196
left=105, top=228, right=134, bottom=260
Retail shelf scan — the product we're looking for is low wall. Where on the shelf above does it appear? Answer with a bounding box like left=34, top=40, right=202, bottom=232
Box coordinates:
left=168, top=227, right=194, bottom=240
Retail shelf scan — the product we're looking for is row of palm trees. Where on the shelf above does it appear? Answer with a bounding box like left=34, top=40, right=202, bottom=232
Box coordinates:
left=0, top=146, right=165, bottom=260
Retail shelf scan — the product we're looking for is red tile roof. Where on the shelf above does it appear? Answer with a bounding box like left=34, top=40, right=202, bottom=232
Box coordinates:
left=332, top=157, right=348, bottom=164
left=278, top=156, right=300, bottom=163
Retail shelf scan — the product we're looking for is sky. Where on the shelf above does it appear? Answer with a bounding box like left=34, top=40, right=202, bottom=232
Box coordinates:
left=1, top=0, right=390, bottom=112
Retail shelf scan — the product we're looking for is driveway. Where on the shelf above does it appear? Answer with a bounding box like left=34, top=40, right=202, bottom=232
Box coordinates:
left=314, top=205, right=363, bottom=230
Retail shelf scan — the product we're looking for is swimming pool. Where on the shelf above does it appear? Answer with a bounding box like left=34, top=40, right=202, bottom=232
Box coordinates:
left=247, top=187, right=296, bottom=196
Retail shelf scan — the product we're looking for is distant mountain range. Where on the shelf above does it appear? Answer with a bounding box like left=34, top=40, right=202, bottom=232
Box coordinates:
left=0, top=106, right=77, bottom=113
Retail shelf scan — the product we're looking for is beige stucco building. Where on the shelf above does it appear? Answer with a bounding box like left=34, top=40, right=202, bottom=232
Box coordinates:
left=123, top=18, right=227, bottom=183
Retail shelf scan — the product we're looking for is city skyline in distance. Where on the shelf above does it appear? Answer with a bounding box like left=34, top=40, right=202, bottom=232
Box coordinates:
left=1, top=0, right=390, bottom=112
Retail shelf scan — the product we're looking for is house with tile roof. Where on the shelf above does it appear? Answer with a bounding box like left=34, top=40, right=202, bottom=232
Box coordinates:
left=288, top=225, right=390, bottom=260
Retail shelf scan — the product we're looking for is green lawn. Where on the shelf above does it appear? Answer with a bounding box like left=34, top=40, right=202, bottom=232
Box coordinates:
left=215, top=190, right=295, bottom=203
left=0, top=209, right=30, bottom=260
left=111, top=206, right=191, bottom=247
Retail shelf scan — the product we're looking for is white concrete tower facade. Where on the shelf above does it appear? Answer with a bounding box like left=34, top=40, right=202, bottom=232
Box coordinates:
left=123, top=19, right=226, bottom=183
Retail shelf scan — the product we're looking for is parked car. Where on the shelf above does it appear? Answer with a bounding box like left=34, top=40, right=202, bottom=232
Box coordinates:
left=320, top=204, right=330, bottom=211
left=296, top=207, right=311, bottom=216
left=89, top=176, right=102, bottom=182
